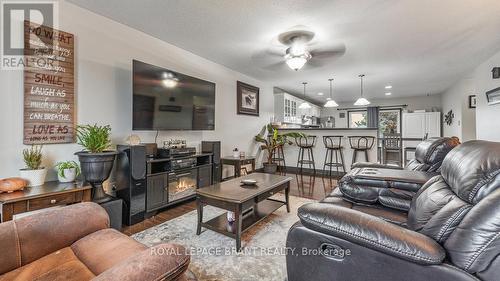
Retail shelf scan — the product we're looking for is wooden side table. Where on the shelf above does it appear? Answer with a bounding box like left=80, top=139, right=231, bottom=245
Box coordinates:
left=221, top=156, right=256, bottom=180
left=0, top=181, right=92, bottom=222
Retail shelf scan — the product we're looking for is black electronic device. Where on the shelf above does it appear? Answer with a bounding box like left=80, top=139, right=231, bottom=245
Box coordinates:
left=157, top=147, right=196, bottom=158
left=202, top=141, right=222, bottom=183
left=133, top=60, right=216, bottom=131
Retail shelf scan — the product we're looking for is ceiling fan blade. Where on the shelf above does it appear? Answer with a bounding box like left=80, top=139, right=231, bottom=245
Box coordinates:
left=263, top=61, right=287, bottom=71
left=310, top=43, right=346, bottom=58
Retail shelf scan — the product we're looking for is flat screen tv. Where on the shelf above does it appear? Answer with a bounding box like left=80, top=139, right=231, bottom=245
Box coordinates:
left=132, top=60, right=216, bottom=130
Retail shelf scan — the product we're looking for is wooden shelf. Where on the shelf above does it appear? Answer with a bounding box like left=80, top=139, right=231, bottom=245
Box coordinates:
left=202, top=199, right=285, bottom=237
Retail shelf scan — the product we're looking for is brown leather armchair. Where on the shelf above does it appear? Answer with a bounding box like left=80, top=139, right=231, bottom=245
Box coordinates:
left=0, top=202, right=190, bottom=281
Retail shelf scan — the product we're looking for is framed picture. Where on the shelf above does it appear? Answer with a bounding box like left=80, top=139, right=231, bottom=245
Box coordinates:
left=486, top=87, right=500, bottom=106
left=237, top=81, right=259, bottom=116
left=468, top=95, right=477, bottom=108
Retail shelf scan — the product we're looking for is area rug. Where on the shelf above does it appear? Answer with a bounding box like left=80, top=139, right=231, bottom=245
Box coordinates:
left=132, top=194, right=314, bottom=281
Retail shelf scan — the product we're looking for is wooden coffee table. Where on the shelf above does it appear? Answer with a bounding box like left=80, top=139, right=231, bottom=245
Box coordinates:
left=196, top=173, right=292, bottom=251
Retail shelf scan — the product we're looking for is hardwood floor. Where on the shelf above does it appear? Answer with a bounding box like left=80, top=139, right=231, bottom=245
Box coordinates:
left=122, top=173, right=338, bottom=236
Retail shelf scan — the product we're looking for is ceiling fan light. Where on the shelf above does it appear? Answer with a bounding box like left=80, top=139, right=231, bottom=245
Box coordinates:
left=324, top=100, right=339, bottom=107
left=354, top=97, right=371, bottom=106
left=286, top=56, right=308, bottom=71
left=298, top=101, right=311, bottom=109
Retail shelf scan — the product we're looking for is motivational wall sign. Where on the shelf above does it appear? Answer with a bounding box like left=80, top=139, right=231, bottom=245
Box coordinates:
left=23, top=21, right=75, bottom=144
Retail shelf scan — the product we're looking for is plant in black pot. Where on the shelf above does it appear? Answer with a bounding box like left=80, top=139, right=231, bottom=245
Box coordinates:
left=75, top=124, right=117, bottom=203
left=255, top=124, right=304, bottom=174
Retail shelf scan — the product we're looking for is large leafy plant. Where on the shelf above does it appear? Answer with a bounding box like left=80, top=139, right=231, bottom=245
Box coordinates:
left=76, top=124, right=112, bottom=153
left=22, top=145, right=43, bottom=170
left=255, top=124, right=304, bottom=164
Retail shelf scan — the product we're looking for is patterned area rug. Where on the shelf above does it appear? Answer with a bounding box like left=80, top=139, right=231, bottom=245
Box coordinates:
left=133, top=195, right=314, bottom=281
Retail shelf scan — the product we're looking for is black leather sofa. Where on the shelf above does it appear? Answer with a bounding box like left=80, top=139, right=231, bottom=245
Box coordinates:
left=338, top=137, right=461, bottom=211
left=352, top=137, right=460, bottom=172
left=287, top=140, right=500, bottom=281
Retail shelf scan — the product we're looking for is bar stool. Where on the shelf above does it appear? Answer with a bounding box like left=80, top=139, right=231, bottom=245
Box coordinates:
left=348, top=136, right=375, bottom=166
left=323, top=136, right=346, bottom=178
left=272, top=143, right=286, bottom=175
left=295, top=135, right=317, bottom=175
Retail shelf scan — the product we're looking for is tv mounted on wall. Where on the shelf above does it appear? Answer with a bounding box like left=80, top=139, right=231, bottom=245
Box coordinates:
left=132, top=60, right=216, bottom=130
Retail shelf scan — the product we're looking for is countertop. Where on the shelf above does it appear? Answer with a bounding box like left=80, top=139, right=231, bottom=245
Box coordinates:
left=276, top=127, right=378, bottom=131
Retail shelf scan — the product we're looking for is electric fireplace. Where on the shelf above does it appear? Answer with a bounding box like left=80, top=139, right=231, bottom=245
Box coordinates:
left=168, top=169, right=198, bottom=202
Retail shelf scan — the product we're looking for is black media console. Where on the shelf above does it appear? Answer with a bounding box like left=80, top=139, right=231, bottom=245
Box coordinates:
left=115, top=144, right=213, bottom=226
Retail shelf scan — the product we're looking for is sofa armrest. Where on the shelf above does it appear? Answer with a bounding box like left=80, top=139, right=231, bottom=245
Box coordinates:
left=93, top=243, right=190, bottom=281
left=3, top=202, right=109, bottom=268
left=298, top=203, right=445, bottom=265
left=351, top=162, right=403, bottom=170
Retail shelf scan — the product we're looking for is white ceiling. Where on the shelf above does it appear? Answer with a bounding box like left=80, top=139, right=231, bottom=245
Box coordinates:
left=68, top=0, right=500, bottom=103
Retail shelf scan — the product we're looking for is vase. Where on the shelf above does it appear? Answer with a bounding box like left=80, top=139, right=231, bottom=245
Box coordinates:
left=19, top=168, right=47, bottom=187
left=58, top=168, right=77, bottom=183
left=75, top=150, right=118, bottom=204
left=263, top=163, right=278, bottom=174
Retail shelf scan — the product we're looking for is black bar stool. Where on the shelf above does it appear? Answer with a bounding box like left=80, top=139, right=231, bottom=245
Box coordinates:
left=323, top=136, right=346, bottom=178
left=295, top=135, right=317, bottom=175
left=348, top=136, right=375, bottom=165
left=272, top=143, right=286, bottom=175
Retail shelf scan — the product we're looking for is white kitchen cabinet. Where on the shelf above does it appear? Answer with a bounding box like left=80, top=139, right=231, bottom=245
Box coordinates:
left=275, top=93, right=321, bottom=124
left=402, top=112, right=441, bottom=139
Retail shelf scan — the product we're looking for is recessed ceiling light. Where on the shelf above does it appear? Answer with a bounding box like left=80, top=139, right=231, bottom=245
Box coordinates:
left=385, top=85, right=392, bottom=89
left=318, top=92, right=324, bottom=96
left=385, top=92, right=392, bottom=96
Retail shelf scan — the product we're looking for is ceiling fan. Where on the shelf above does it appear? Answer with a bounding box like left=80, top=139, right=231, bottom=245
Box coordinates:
left=253, top=29, right=346, bottom=71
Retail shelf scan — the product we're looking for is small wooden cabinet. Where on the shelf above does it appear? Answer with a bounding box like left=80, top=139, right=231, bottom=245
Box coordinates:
left=0, top=181, right=92, bottom=222
left=146, top=173, right=168, bottom=212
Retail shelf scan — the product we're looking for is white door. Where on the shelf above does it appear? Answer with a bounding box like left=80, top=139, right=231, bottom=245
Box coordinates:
left=403, top=113, right=426, bottom=138
left=425, top=112, right=441, bottom=137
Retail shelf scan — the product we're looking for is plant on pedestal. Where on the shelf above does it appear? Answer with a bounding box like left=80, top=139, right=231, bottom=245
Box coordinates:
left=75, top=124, right=117, bottom=203
left=20, top=145, right=47, bottom=187
left=255, top=124, right=304, bottom=174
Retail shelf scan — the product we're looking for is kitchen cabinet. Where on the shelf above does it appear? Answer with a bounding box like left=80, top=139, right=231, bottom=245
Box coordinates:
left=275, top=92, right=321, bottom=124
left=402, top=112, right=441, bottom=138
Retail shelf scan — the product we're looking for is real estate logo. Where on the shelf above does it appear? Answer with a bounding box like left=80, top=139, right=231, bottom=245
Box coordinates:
left=1, top=0, right=58, bottom=70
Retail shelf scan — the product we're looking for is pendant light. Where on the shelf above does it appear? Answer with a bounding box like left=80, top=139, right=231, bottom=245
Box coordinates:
left=324, top=78, right=339, bottom=107
left=354, top=74, right=370, bottom=106
left=298, top=82, right=311, bottom=109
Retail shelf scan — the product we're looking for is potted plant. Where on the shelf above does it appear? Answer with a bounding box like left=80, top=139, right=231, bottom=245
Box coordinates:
left=20, top=145, right=46, bottom=187
left=55, top=161, right=81, bottom=183
left=255, top=124, right=304, bottom=174
left=75, top=124, right=117, bottom=203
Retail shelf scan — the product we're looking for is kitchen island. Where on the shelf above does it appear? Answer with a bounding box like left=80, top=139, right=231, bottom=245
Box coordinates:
left=277, top=127, right=379, bottom=174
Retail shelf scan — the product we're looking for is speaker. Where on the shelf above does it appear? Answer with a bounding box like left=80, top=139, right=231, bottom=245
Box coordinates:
left=100, top=198, right=123, bottom=231
left=202, top=141, right=221, bottom=183
left=116, top=145, right=147, bottom=225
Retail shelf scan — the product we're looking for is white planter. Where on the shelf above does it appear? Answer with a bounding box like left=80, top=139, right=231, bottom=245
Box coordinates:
left=19, top=168, right=47, bottom=187
left=58, top=168, right=77, bottom=183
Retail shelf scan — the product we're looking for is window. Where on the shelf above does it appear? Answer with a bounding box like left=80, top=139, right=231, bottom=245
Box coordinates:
left=348, top=110, right=368, bottom=128
left=378, top=109, right=401, bottom=137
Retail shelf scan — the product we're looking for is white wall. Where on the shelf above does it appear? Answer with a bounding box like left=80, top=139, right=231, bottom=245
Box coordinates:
left=320, top=94, right=442, bottom=128
left=440, top=49, right=500, bottom=142
left=440, top=78, right=476, bottom=141
left=473, top=50, right=500, bottom=141
left=0, top=2, right=273, bottom=180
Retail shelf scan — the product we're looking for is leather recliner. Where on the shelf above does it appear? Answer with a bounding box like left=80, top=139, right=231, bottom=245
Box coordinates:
left=286, top=140, right=500, bottom=281
left=352, top=137, right=460, bottom=172
left=0, top=202, right=190, bottom=281
left=339, top=137, right=461, bottom=211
